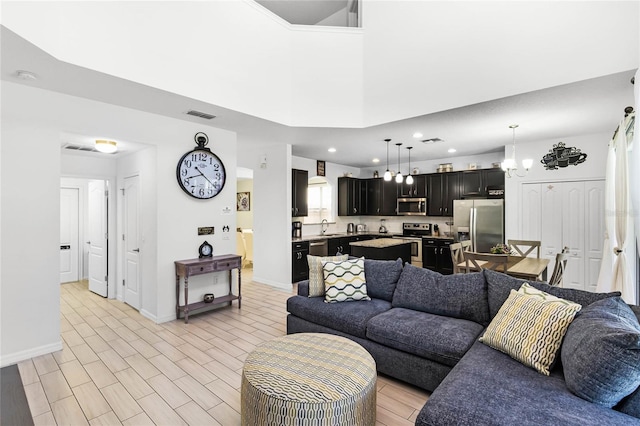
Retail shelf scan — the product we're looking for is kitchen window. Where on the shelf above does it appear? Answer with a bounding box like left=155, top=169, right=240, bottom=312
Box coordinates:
left=304, top=178, right=334, bottom=224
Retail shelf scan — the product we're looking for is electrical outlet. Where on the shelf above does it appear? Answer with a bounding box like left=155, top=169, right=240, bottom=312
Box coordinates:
left=213, top=276, right=218, bottom=284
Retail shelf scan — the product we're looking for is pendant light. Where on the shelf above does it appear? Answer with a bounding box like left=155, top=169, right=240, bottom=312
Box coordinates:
left=501, top=124, right=533, bottom=178
left=383, top=139, right=392, bottom=181
left=395, top=143, right=403, bottom=183
left=405, top=146, right=414, bottom=185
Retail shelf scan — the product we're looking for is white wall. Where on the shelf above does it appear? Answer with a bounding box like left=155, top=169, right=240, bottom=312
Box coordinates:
left=1, top=122, right=62, bottom=366
left=504, top=131, right=610, bottom=240
left=0, top=81, right=238, bottom=364
left=250, top=144, right=292, bottom=289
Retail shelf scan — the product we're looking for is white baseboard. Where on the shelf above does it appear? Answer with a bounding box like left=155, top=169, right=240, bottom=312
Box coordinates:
left=1, top=341, right=63, bottom=368
left=252, top=276, right=291, bottom=290
left=140, top=309, right=158, bottom=323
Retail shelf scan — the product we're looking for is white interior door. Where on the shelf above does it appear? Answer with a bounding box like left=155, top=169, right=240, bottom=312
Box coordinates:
left=124, top=176, right=141, bottom=309
left=60, top=188, right=79, bottom=283
left=562, top=182, right=586, bottom=289
left=88, top=180, right=108, bottom=297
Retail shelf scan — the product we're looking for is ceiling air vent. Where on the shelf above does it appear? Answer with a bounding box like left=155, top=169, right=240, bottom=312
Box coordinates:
left=422, top=138, right=444, bottom=144
left=62, top=143, right=117, bottom=154
left=63, top=143, right=99, bottom=153
left=186, top=110, right=216, bottom=120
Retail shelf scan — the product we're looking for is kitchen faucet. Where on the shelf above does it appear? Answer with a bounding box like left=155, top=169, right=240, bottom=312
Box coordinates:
left=321, top=219, right=328, bottom=235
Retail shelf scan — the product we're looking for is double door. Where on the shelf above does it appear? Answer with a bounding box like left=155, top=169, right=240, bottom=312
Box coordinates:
left=521, top=180, right=604, bottom=291
left=427, top=173, right=459, bottom=216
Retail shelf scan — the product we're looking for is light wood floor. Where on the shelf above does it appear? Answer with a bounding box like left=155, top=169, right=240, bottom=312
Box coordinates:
left=19, top=270, right=430, bottom=425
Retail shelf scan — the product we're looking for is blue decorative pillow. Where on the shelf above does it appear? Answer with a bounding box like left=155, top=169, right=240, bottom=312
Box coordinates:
left=393, top=263, right=489, bottom=325
left=483, top=269, right=621, bottom=319
left=363, top=258, right=403, bottom=302
left=561, top=297, right=640, bottom=407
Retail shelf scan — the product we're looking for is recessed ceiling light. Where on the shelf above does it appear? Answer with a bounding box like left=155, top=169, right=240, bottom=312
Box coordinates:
left=448, top=148, right=457, bottom=153
left=372, top=158, right=380, bottom=163
left=413, top=132, right=423, bottom=138
left=328, top=147, right=336, bottom=153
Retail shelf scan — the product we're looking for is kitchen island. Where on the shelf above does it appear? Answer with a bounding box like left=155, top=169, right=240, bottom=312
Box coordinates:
left=350, top=238, right=412, bottom=264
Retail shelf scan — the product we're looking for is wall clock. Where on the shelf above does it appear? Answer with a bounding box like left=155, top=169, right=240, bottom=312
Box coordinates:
left=176, top=132, right=226, bottom=199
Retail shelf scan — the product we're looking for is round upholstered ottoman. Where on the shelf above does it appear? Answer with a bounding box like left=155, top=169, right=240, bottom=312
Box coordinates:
left=241, top=333, right=377, bottom=425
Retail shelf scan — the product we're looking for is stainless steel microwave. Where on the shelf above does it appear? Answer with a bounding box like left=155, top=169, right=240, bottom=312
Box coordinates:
left=397, top=198, right=427, bottom=215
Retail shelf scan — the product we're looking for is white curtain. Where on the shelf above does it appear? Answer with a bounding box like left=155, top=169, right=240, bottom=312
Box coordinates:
left=632, top=69, right=640, bottom=304
left=597, top=73, right=640, bottom=304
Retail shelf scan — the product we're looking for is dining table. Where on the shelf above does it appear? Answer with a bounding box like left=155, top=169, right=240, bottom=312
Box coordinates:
left=457, top=255, right=550, bottom=281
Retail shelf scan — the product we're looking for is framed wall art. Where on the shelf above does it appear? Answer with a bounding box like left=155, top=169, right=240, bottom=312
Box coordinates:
left=237, top=192, right=250, bottom=211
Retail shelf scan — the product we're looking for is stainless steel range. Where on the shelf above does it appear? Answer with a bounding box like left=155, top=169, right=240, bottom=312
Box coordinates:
left=393, top=223, right=432, bottom=267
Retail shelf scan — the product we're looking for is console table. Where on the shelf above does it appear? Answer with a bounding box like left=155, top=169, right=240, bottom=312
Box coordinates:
left=175, top=254, right=242, bottom=323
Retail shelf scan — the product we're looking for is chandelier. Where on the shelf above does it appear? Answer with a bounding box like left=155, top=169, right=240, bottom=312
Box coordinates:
left=501, top=124, right=533, bottom=178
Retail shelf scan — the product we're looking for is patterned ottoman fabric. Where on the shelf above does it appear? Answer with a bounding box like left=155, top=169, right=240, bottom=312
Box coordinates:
left=241, top=333, right=377, bottom=425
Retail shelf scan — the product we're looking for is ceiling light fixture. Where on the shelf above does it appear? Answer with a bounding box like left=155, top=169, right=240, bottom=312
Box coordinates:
left=413, top=132, right=423, bottom=139
left=501, top=124, right=533, bottom=178
left=405, top=147, right=414, bottom=185
left=383, top=139, right=392, bottom=181
left=448, top=148, right=457, bottom=153
left=372, top=158, right=380, bottom=163
left=395, top=142, right=403, bottom=183
left=328, top=147, right=336, bottom=153
left=95, top=139, right=117, bottom=154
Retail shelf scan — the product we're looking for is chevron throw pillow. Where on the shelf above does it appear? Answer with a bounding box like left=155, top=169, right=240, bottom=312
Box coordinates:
left=479, top=283, right=581, bottom=375
left=322, top=257, right=371, bottom=303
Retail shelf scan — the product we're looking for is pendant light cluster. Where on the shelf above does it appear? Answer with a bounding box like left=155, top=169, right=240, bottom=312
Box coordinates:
left=383, top=139, right=415, bottom=184
left=501, top=124, right=533, bottom=178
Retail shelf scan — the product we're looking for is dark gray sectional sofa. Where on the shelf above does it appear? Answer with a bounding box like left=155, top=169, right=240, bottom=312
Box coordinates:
left=286, top=259, right=640, bottom=425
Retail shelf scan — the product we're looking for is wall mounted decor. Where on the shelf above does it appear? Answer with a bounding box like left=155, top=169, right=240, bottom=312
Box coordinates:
left=237, top=192, right=250, bottom=211
left=541, top=142, right=587, bottom=170
left=316, top=160, right=326, bottom=177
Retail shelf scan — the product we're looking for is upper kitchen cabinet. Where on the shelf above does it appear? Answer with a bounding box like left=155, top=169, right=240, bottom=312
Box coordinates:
left=483, top=168, right=505, bottom=194
left=460, top=169, right=505, bottom=198
left=399, top=174, right=426, bottom=198
left=292, top=169, right=308, bottom=217
left=338, top=177, right=366, bottom=216
left=363, top=178, right=398, bottom=216
left=427, top=173, right=459, bottom=216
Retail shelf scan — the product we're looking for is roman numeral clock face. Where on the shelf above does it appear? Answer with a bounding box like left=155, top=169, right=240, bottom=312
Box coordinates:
left=177, top=149, right=226, bottom=199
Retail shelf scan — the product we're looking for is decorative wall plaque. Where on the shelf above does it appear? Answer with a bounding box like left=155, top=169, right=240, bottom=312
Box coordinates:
left=541, top=142, right=587, bottom=170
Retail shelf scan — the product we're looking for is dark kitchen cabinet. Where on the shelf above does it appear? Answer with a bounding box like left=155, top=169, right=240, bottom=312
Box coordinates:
left=365, top=179, right=381, bottom=215
left=483, top=168, right=505, bottom=195
left=329, top=235, right=375, bottom=255
left=461, top=169, right=505, bottom=198
left=422, top=238, right=454, bottom=274
left=364, top=178, right=398, bottom=216
left=399, top=174, right=426, bottom=198
left=338, top=177, right=366, bottom=216
left=427, top=173, right=459, bottom=216
left=292, top=169, right=308, bottom=217
left=292, top=241, right=309, bottom=282
left=460, top=171, right=483, bottom=198
left=381, top=179, right=399, bottom=215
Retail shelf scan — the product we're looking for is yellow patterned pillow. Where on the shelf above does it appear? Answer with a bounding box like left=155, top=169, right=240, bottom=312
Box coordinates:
left=322, top=257, right=371, bottom=303
left=307, top=254, right=348, bottom=297
left=479, top=283, right=582, bottom=375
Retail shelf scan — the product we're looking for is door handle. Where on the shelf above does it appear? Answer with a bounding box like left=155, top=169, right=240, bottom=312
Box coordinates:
left=60, top=245, right=71, bottom=250
left=86, top=241, right=91, bottom=244
left=133, top=248, right=140, bottom=252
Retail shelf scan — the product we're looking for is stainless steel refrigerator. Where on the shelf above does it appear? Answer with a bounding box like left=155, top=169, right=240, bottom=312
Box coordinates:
left=453, top=199, right=504, bottom=252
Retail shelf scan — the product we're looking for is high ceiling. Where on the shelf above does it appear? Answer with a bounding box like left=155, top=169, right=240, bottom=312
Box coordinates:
left=1, top=1, right=638, bottom=167
left=256, top=0, right=349, bottom=25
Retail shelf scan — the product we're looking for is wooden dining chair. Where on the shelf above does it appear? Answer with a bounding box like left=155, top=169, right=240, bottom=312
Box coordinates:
left=463, top=251, right=508, bottom=273
left=508, top=239, right=541, bottom=258
left=549, top=251, right=570, bottom=286
left=460, top=240, right=472, bottom=252
left=450, top=243, right=464, bottom=274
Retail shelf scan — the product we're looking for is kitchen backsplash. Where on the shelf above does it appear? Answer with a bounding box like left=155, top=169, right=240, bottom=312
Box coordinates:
left=298, top=216, right=454, bottom=238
